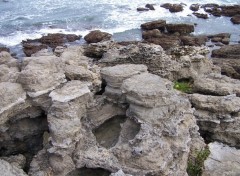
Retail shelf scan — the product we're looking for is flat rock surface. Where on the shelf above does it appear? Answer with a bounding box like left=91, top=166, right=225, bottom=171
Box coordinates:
left=203, top=142, right=240, bottom=176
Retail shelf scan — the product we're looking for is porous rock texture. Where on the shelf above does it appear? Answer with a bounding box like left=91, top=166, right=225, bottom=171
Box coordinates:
left=190, top=93, right=240, bottom=147
left=100, top=43, right=218, bottom=81
left=1, top=40, right=240, bottom=175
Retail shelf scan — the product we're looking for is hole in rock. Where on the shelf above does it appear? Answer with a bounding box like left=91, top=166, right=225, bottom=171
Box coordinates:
left=0, top=114, right=49, bottom=172
left=95, top=79, right=107, bottom=95
left=67, top=167, right=111, bottom=176
left=120, top=118, right=141, bottom=143
left=93, top=115, right=127, bottom=148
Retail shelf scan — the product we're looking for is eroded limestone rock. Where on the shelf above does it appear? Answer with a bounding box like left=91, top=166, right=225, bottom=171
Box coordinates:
left=18, top=56, right=66, bottom=98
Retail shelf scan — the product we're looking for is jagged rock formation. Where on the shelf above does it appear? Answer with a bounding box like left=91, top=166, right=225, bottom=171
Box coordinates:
left=100, top=43, right=218, bottom=81
left=1, top=40, right=240, bottom=175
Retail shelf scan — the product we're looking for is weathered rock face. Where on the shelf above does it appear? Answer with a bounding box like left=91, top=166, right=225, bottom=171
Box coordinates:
left=180, top=35, right=208, bottom=46
left=100, top=43, right=217, bottom=81
left=72, top=66, right=202, bottom=176
left=1, top=154, right=26, bottom=169
left=84, top=30, right=112, bottom=43
left=18, top=56, right=66, bottom=98
left=203, top=142, right=240, bottom=176
left=0, top=64, right=20, bottom=83
left=191, top=93, right=240, bottom=147
left=101, top=64, right=147, bottom=103
left=213, top=58, right=240, bottom=79
left=142, top=29, right=161, bottom=39
left=0, top=82, right=29, bottom=125
left=193, top=74, right=240, bottom=96
left=0, top=159, right=27, bottom=176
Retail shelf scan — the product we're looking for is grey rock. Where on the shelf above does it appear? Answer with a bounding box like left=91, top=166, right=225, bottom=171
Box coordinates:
left=203, top=142, right=240, bottom=176
left=1, top=154, right=26, bottom=169
left=18, top=56, right=66, bottom=97
left=0, top=159, right=27, bottom=176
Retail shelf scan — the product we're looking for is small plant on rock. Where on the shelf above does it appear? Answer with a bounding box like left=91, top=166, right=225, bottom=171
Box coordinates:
left=173, top=80, right=193, bottom=93
left=187, top=147, right=210, bottom=176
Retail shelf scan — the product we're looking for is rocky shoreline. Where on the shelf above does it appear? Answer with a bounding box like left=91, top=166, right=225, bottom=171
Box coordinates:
left=1, top=2, right=240, bottom=176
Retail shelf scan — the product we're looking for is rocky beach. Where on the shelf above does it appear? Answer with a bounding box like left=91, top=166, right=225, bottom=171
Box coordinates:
left=1, top=1, right=240, bottom=176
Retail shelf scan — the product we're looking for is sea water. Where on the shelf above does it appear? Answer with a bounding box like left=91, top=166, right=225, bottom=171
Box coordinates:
left=0, top=0, right=239, bottom=47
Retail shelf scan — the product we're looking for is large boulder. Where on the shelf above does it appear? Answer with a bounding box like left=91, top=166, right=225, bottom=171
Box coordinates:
left=84, top=30, right=112, bottom=43
left=190, top=4, right=200, bottom=11
left=166, top=24, right=194, bottom=35
left=140, top=20, right=166, bottom=31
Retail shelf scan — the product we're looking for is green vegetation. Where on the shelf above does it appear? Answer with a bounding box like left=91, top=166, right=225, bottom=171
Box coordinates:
left=187, top=148, right=211, bottom=176
left=173, top=81, right=193, bottom=93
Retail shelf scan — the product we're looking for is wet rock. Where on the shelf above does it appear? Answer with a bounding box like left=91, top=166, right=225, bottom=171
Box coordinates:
left=193, top=12, right=209, bottom=19
left=0, top=159, right=27, bottom=176
left=142, top=29, right=161, bottom=39
left=202, top=4, right=222, bottom=17
left=145, top=34, right=181, bottom=50
left=38, top=33, right=81, bottom=49
left=166, top=23, right=194, bottom=35
left=140, top=20, right=166, bottom=31
left=203, top=142, right=240, bottom=176
left=193, top=74, right=240, bottom=96
left=39, top=33, right=81, bottom=48
left=84, top=30, right=112, bottom=43
left=137, top=7, right=149, bottom=12
left=18, top=56, right=66, bottom=98
left=211, top=44, right=240, bottom=58
left=161, top=3, right=184, bottom=13
left=220, top=5, right=240, bottom=17
left=213, top=58, right=240, bottom=79
left=190, top=4, right=200, bottom=11
left=22, top=43, right=48, bottom=57
left=180, top=35, right=208, bottom=46
left=0, top=47, right=10, bottom=53
left=231, top=15, right=240, bottom=24
left=145, top=4, right=155, bottom=10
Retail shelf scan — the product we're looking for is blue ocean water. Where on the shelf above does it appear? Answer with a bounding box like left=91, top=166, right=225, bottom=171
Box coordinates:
left=0, top=0, right=239, bottom=47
